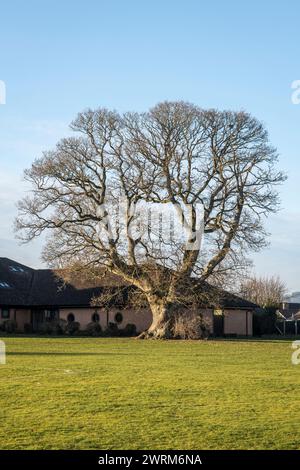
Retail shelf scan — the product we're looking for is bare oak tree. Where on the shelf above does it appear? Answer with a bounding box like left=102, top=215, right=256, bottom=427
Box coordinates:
left=15, top=101, right=285, bottom=338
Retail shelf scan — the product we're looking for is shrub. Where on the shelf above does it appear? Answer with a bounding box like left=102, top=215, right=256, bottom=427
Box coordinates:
left=119, top=323, right=137, bottom=337
left=253, top=307, right=277, bottom=336
left=65, top=321, right=80, bottom=335
left=46, top=319, right=69, bottom=335
left=37, top=321, right=63, bottom=335
left=36, top=319, right=70, bottom=335
left=24, top=323, right=33, bottom=334
left=3, top=320, right=17, bottom=334
left=173, top=312, right=210, bottom=340
left=104, top=322, right=120, bottom=337
left=57, top=319, right=68, bottom=334
left=37, top=323, right=52, bottom=335
left=86, top=321, right=102, bottom=337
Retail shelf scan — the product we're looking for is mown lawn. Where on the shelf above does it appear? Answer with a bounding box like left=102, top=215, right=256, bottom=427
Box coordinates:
left=0, top=336, right=299, bottom=450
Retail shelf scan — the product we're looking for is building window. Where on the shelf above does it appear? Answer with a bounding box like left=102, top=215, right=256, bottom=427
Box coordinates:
left=92, top=312, right=100, bottom=323
left=114, top=312, right=123, bottom=324
left=67, top=313, right=75, bottom=323
left=1, top=308, right=10, bottom=319
left=9, top=265, right=25, bottom=273
left=0, top=282, right=11, bottom=288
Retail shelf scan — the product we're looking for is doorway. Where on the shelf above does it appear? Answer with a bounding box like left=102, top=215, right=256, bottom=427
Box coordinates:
left=213, top=312, right=224, bottom=336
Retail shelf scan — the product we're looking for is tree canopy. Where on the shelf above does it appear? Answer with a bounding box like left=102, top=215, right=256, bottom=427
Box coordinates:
left=15, top=101, right=286, bottom=338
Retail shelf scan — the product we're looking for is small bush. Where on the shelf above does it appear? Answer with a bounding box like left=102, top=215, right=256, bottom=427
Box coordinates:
left=36, top=321, right=63, bottom=335
left=3, top=320, right=17, bottom=334
left=119, top=323, right=137, bottom=337
left=24, top=323, right=33, bottom=334
left=86, top=321, right=102, bottom=337
left=253, top=308, right=277, bottom=336
left=173, top=312, right=210, bottom=340
left=104, top=322, right=120, bottom=337
left=57, top=319, right=68, bottom=334
left=35, top=319, right=71, bottom=335
left=37, top=323, right=52, bottom=335
left=65, top=321, right=80, bottom=335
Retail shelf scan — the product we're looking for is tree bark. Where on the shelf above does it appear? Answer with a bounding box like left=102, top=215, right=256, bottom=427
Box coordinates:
left=138, top=296, right=176, bottom=339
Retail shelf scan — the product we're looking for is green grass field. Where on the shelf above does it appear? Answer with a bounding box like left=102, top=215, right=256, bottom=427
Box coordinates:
left=0, top=336, right=299, bottom=450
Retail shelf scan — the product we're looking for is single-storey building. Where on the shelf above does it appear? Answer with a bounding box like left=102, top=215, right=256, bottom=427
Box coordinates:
left=0, top=257, right=256, bottom=336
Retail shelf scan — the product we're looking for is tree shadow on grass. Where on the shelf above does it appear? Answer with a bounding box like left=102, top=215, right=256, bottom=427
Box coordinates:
left=211, top=336, right=300, bottom=344
left=6, top=351, right=138, bottom=356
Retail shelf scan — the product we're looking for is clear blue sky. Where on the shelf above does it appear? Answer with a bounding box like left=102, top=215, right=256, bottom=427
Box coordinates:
left=0, top=0, right=300, bottom=291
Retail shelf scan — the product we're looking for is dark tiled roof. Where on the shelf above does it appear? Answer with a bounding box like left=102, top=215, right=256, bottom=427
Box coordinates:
left=0, top=258, right=128, bottom=308
left=0, top=257, right=257, bottom=310
left=0, top=258, right=34, bottom=306
left=28, top=269, right=104, bottom=307
left=213, top=290, right=257, bottom=309
left=184, top=277, right=257, bottom=309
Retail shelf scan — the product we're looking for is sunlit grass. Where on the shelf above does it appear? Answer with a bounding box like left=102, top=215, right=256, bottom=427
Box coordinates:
left=0, top=336, right=299, bottom=449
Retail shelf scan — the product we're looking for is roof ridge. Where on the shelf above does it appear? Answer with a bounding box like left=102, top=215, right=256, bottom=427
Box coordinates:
left=0, top=257, right=34, bottom=270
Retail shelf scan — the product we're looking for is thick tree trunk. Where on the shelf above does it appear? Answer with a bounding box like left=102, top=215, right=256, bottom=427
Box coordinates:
left=138, top=298, right=176, bottom=339
left=137, top=295, right=209, bottom=340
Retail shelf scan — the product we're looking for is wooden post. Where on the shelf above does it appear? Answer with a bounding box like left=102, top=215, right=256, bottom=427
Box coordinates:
left=283, top=320, right=286, bottom=336
left=296, top=320, right=298, bottom=336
